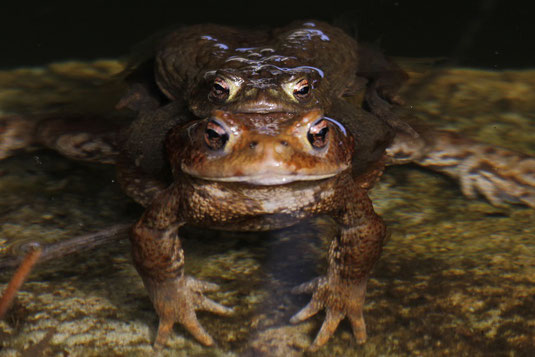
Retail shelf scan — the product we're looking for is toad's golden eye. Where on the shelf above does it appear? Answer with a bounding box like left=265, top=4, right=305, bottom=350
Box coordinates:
left=204, top=120, right=229, bottom=150
left=293, top=79, right=311, bottom=100
left=209, top=77, right=230, bottom=102
left=307, top=119, right=329, bottom=149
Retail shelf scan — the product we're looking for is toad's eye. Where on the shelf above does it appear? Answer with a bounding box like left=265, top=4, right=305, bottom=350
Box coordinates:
left=204, top=120, right=229, bottom=150
left=307, top=119, right=329, bottom=149
left=293, top=79, right=311, bottom=100
left=209, top=77, right=230, bottom=102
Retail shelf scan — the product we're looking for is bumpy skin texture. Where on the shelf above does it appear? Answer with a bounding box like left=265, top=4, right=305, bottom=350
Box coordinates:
left=124, top=21, right=397, bottom=350
left=1, top=20, right=534, bottom=352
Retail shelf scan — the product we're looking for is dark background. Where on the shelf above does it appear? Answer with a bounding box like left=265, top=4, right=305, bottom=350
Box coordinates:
left=0, top=0, right=532, bottom=69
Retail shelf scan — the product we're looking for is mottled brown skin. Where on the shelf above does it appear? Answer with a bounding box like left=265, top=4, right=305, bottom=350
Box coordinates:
left=131, top=111, right=388, bottom=349
left=115, top=21, right=401, bottom=351
left=1, top=20, right=534, bottom=352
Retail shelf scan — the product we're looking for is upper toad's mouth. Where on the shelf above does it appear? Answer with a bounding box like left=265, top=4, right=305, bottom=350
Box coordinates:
left=227, top=102, right=300, bottom=114
left=235, top=108, right=297, bottom=114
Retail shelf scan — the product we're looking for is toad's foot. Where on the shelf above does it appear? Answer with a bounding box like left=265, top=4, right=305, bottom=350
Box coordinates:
left=0, top=115, right=35, bottom=160
left=418, top=135, right=535, bottom=208
left=144, top=275, right=234, bottom=349
left=1, top=114, right=119, bottom=163
left=290, top=276, right=367, bottom=352
left=457, top=150, right=535, bottom=208
left=387, top=129, right=535, bottom=209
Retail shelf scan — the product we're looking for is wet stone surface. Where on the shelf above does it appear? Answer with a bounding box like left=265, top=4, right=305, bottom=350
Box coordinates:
left=0, top=60, right=534, bottom=356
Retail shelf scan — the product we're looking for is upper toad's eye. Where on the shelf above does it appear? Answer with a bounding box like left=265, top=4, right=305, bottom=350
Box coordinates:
left=307, top=119, right=329, bottom=149
left=204, top=120, right=229, bottom=150
left=209, top=77, right=230, bottom=102
left=293, top=79, right=311, bottom=100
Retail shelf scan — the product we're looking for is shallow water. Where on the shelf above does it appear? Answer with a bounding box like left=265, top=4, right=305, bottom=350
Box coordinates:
left=0, top=60, right=534, bottom=356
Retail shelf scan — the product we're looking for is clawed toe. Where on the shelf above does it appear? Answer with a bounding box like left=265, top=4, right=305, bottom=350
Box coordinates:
left=290, top=277, right=325, bottom=324
left=291, top=276, right=322, bottom=295
left=154, top=318, right=176, bottom=350
left=187, top=277, right=220, bottom=293
left=185, top=276, right=234, bottom=316
left=349, top=313, right=367, bottom=344
left=177, top=307, right=215, bottom=347
left=309, top=310, right=344, bottom=351
left=290, top=300, right=322, bottom=324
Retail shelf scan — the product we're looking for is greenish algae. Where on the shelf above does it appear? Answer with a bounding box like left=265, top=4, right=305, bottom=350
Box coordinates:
left=0, top=61, right=534, bottom=356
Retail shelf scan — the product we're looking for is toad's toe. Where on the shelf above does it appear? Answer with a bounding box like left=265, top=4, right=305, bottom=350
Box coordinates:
left=309, top=310, right=344, bottom=352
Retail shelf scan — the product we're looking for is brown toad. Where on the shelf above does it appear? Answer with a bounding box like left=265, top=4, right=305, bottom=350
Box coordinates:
left=0, top=21, right=533, bottom=352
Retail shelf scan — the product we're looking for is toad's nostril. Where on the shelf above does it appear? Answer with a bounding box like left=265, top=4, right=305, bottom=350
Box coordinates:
left=274, top=140, right=291, bottom=154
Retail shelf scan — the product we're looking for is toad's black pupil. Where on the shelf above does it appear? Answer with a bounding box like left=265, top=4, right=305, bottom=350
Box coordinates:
left=296, top=86, right=309, bottom=95
left=317, top=127, right=328, bottom=137
left=309, top=127, right=328, bottom=142
left=213, top=83, right=227, bottom=93
left=206, top=129, right=220, bottom=139
left=205, top=122, right=229, bottom=150
left=307, top=124, right=329, bottom=149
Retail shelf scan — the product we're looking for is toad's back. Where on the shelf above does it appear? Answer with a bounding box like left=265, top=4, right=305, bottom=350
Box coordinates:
left=155, top=21, right=359, bottom=101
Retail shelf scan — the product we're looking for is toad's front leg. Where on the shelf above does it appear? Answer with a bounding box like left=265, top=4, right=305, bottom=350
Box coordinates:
left=131, top=194, right=233, bottom=349
left=291, top=187, right=387, bottom=351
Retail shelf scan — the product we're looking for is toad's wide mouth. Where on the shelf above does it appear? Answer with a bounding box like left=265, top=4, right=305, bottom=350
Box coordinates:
left=184, top=171, right=341, bottom=186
